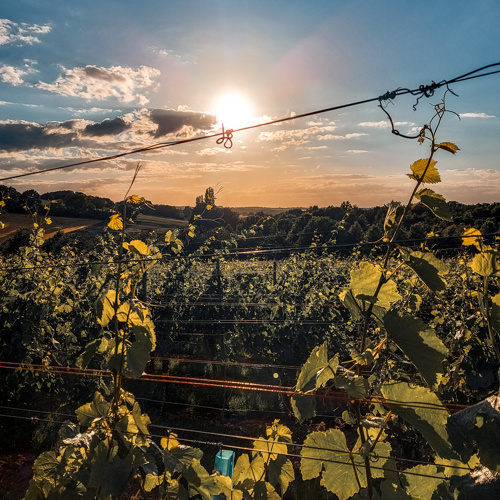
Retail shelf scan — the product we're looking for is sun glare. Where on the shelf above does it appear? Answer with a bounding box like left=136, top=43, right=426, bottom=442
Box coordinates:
left=213, top=92, right=254, bottom=130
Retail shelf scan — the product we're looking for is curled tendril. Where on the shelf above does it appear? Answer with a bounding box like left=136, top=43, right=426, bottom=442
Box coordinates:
left=216, top=125, right=234, bottom=149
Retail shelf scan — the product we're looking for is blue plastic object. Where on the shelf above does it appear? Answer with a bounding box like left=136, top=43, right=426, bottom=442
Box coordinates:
left=212, top=450, right=235, bottom=499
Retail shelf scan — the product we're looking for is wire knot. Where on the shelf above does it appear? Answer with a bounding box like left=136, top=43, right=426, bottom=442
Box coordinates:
left=418, top=80, right=440, bottom=98
left=379, top=90, right=397, bottom=101
left=216, top=125, right=233, bottom=149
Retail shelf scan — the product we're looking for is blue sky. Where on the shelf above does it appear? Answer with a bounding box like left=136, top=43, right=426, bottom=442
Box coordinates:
left=0, top=0, right=499, bottom=207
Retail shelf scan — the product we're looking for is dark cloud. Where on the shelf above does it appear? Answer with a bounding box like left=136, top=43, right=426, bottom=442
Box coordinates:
left=0, top=122, right=77, bottom=152
left=150, top=109, right=216, bottom=138
left=83, top=117, right=131, bottom=137
left=82, top=66, right=127, bottom=82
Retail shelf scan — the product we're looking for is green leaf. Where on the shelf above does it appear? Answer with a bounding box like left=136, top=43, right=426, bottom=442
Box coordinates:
left=447, top=394, right=500, bottom=472
left=233, top=454, right=266, bottom=493
left=268, top=455, right=295, bottom=494
left=350, top=262, right=401, bottom=310
left=75, top=338, right=109, bottom=368
left=296, top=342, right=328, bottom=393
left=334, top=375, right=370, bottom=399
left=415, top=188, right=453, bottom=221
left=380, top=382, right=456, bottom=460
left=383, top=311, right=448, bottom=390
left=108, top=328, right=153, bottom=378
left=436, top=142, right=459, bottom=154
left=253, top=480, right=281, bottom=499
left=75, top=392, right=110, bottom=427
left=301, top=429, right=365, bottom=500
left=317, top=353, right=339, bottom=388
left=291, top=393, right=317, bottom=423
left=214, top=475, right=244, bottom=500
left=401, top=249, right=449, bottom=296
left=339, top=288, right=363, bottom=321
left=402, top=464, right=446, bottom=499
left=33, top=451, right=60, bottom=483
left=470, top=249, right=500, bottom=277
left=184, top=459, right=220, bottom=500
left=95, top=289, right=118, bottom=327
left=407, top=158, right=440, bottom=184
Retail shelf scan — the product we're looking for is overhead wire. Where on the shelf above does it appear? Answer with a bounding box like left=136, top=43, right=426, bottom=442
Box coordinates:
left=0, top=408, right=476, bottom=476
left=1, top=63, right=499, bottom=183
left=0, top=361, right=470, bottom=412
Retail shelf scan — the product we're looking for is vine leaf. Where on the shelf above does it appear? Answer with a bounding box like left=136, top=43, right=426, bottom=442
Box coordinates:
left=32, top=451, right=60, bottom=484
left=108, top=213, right=124, bottom=230
left=436, top=142, right=460, bottom=154
left=407, top=159, right=440, bottom=184
left=383, top=311, right=448, bottom=390
left=491, top=293, right=500, bottom=334
left=350, top=262, right=401, bottom=309
left=75, top=391, right=110, bottom=426
left=233, top=453, right=266, bottom=493
left=295, top=342, right=328, bottom=393
left=95, top=289, right=119, bottom=327
left=334, top=375, right=370, bottom=399
left=402, top=464, right=446, bottom=499
left=400, top=249, right=449, bottom=296
left=380, top=382, right=456, bottom=460
left=75, top=337, right=109, bottom=368
left=267, top=455, right=295, bottom=495
left=214, top=475, right=244, bottom=500
left=291, top=394, right=316, bottom=423
left=300, top=429, right=365, bottom=500
left=462, top=228, right=482, bottom=249
left=470, top=248, right=500, bottom=277
left=415, top=189, right=453, bottom=221
left=292, top=344, right=338, bottom=422
left=183, top=459, right=221, bottom=500
left=447, top=394, right=500, bottom=472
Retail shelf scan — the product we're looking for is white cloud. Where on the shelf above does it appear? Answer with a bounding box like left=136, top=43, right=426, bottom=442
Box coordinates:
left=37, top=65, right=161, bottom=105
left=358, top=120, right=412, bottom=128
left=317, top=132, right=368, bottom=141
left=0, top=18, right=51, bottom=46
left=346, top=150, right=368, bottom=154
left=0, top=59, right=37, bottom=85
left=459, top=112, right=495, bottom=119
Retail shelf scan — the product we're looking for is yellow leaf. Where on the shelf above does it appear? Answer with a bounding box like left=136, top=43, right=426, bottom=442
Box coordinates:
left=462, top=228, right=482, bottom=249
left=160, top=433, right=179, bottom=450
left=0, top=221, right=4, bottom=229
left=206, top=204, right=213, bottom=210
left=126, top=194, right=144, bottom=204
left=0, top=200, right=5, bottom=207
left=45, top=217, right=52, bottom=225
left=407, top=159, right=440, bottom=184
left=128, top=240, right=149, bottom=256
left=436, top=142, right=460, bottom=154
left=108, top=214, right=123, bottom=230
left=165, top=230, right=173, bottom=243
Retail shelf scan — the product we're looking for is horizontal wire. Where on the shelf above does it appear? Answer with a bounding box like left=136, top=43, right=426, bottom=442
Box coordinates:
left=0, top=407, right=474, bottom=473
left=1, top=232, right=495, bottom=274
left=1, top=63, right=499, bottom=184
left=0, top=361, right=469, bottom=412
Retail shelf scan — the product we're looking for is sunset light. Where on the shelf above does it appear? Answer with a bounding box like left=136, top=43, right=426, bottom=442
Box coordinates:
left=213, top=92, right=255, bottom=130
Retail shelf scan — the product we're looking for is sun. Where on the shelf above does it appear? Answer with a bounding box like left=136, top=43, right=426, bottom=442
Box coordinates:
left=213, top=91, right=254, bottom=130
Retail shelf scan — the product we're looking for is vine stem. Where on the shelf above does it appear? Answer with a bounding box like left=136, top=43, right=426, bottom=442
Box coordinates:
left=483, top=275, right=500, bottom=361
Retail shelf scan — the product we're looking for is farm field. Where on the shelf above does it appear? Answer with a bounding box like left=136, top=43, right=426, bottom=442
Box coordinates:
left=0, top=213, right=104, bottom=244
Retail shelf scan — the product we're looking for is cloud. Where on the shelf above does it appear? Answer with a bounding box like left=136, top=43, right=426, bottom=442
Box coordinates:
left=149, top=108, right=216, bottom=138
left=0, top=60, right=37, bottom=86
left=257, top=124, right=337, bottom=146
left=358, top=120, right=412, bottom=128
left=346, top=150, right=368, bottom=154
left=0, top=18, right=51, bottom=46
left=459, top=112, right=495, bottom=119
left=0, top=121, right=77, bottom=152
left=37, top=65, right=160, bottom=105
left=82, top=117, right=131, bottom=137
left=317, top=132, right=368, bottom=141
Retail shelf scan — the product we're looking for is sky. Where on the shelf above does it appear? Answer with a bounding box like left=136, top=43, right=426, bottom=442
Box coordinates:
left=0, top=0, right=499, bottom=208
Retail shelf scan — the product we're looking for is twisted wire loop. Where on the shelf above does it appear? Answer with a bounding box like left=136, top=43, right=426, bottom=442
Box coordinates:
left=216, top=124, right=234, bottom=149
left=378, top=99, right=426, bottom=140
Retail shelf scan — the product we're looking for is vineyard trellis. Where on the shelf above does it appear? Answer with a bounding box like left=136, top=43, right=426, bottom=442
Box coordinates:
left=0, top=74, right=500, bottom=498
